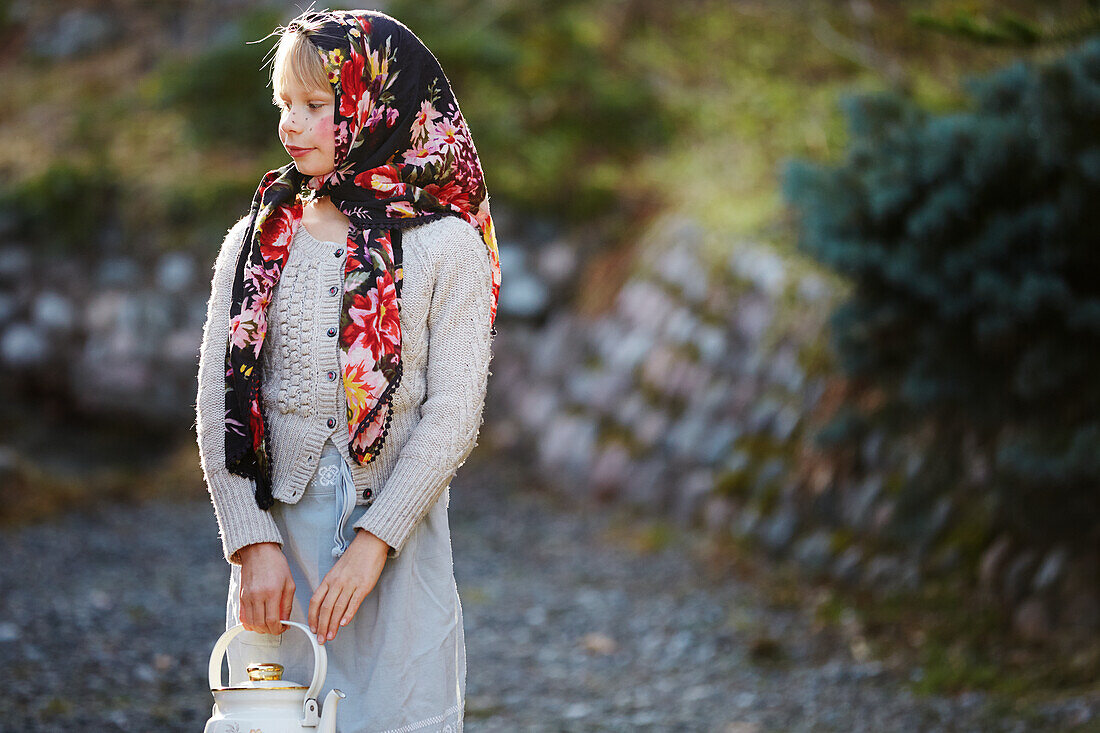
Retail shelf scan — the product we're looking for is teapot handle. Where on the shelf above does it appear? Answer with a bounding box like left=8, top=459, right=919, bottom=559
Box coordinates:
left=208, top=621, right=327, bottom=704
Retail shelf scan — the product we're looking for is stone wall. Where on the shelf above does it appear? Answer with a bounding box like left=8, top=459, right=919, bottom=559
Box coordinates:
left=485, top=212, right=1099, bottom=639
left=1, top=204, right=1095, bottom=637
left=0, top=244, right=207, bottom=425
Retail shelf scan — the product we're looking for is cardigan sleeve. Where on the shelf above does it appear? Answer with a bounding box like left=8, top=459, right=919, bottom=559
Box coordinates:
left=352, top=218, right=496, bottom=558
left=195, top=216, right=285, bottom=566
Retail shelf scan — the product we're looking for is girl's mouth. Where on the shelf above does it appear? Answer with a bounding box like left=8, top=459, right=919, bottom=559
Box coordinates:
left=287, top=146, right=313, bottom=157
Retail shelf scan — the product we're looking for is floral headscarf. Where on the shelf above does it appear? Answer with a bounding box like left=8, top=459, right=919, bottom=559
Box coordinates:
left=225, top=9, right=500, bottom=510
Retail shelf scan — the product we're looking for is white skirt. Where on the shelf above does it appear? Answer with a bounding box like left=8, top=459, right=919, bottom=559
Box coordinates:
left=224, top=438, right=466, bottom=732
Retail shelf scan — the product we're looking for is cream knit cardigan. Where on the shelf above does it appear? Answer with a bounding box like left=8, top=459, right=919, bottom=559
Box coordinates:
left=195, top=214, right=495, bottom=565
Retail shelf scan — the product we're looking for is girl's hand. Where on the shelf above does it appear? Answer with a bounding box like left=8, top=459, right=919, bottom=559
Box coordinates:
left=309, top=529, right=390, bottom=645
left=238, top=542, right=296, bottom=636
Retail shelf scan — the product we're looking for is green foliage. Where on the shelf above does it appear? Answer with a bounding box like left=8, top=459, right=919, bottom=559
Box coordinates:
left=0, top=161, right=120, bottom=252
left=911, top=8, right=1044, bottom=46
left=147, top=1, right=678, bottom=226
left=157, top=175, right=262, bottom=250
left=995, top=422, right=1100, bottom=541
left=911, top=5, right=1100, bottom=48
left=153, top=9, right=284, bottom=149
left=0, top=0, right=11, bottom=36
left=782, top=37, right=1100, bottom=545
left=383, top=0, right=678, bottom=222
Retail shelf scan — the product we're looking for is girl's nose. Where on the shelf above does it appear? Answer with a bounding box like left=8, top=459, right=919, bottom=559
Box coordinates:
left=280, top=109, right=303, bottom=135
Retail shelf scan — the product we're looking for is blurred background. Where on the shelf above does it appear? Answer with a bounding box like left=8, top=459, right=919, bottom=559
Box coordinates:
left=1, top=0, right=1099, bottom=730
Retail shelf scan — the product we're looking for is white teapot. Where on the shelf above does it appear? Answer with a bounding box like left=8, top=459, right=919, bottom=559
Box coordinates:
left=204, top=620, right=345, bottom=733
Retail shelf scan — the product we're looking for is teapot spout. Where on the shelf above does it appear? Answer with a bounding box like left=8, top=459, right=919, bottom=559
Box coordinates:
left=318, top=688, right=346, bottom=733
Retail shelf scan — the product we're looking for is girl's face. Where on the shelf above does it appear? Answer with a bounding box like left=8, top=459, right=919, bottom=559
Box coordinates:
left=276, top=79, right=337, bottom=177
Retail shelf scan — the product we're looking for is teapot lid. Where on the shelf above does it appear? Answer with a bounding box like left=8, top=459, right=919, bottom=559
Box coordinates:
left=211, top=662, right=309, bottom=691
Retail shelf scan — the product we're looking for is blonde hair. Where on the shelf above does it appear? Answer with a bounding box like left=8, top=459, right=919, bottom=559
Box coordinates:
left=268, top=10, right=332, bottom=103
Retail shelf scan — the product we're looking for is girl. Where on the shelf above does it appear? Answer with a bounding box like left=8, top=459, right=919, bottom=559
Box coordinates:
left=195, top=8, right=500, bottom=732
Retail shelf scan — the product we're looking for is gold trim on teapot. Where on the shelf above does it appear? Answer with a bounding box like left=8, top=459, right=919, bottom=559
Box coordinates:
left=249, top=663, right=285, bottom=682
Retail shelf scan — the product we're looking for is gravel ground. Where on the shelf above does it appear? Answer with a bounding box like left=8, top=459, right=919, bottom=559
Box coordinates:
left=1, top=450, right=1096, bottom=732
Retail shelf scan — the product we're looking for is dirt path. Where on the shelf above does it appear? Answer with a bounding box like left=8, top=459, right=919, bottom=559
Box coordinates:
left=0, top=451, right=1093, bottom=731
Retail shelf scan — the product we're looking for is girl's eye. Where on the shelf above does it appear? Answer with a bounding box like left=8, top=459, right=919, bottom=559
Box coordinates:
left=274, top=102, right=325, bottom=111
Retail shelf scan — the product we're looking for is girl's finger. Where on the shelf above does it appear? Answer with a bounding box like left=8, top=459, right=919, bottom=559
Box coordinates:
left=327, top=586, right=359, bottom=639
left=238, top=587, right=251, bottom=631
left=316, top=584, right=350, bottom=644
left=247, top=599, right=263, bottom=634
left=308, top=582, right=329, bottom=635
left=279, top=582, right=296, bottom=632
left=264, top=597, right=282, bottom=635
left=338, top=587, right=366, bottom=629
left=241, top=594, right=253, bottom=631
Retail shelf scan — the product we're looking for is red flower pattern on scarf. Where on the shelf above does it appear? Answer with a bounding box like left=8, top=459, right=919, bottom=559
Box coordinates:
left=223, top=10, right=500, bottom=510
